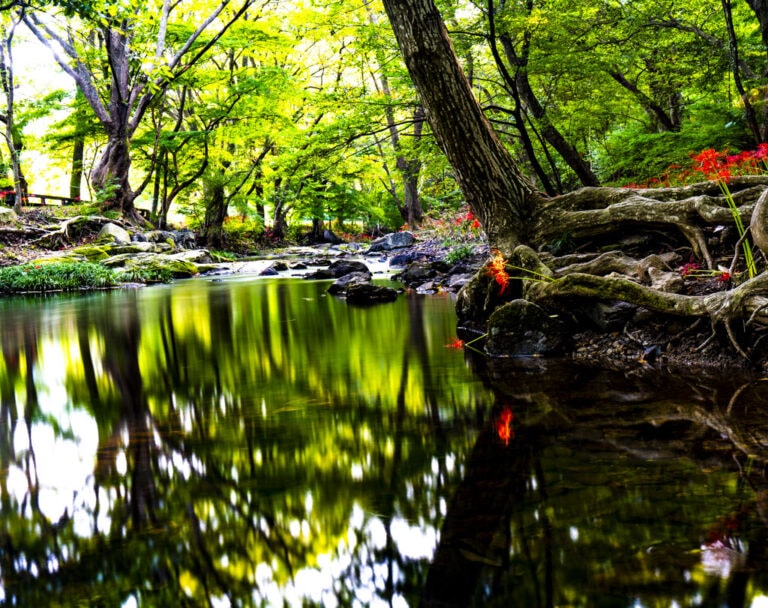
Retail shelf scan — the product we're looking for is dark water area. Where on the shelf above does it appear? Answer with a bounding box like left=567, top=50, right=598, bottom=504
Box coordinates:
left=0, top=275, right=767, bottom=607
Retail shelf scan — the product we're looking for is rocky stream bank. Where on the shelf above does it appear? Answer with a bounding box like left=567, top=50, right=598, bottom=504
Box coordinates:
left=0, top=209, right=756, bottom=374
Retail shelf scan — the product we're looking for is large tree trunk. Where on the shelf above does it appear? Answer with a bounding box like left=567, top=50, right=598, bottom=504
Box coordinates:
left=381, top=0, right=540, bottom=254
left=91, top=133, right=136, bottom=216
left=383, top=0, right=768, bottom=364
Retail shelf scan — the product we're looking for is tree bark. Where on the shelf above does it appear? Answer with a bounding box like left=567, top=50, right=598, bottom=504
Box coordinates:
left=745, top=0, right=768, bottom=61
left=381, top=0, right=540, bottom=254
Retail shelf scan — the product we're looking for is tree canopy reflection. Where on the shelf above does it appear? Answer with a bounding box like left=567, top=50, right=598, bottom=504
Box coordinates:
left=0, top=279, right=490, bottom=606
left=1, top=280, right=768, bottom=606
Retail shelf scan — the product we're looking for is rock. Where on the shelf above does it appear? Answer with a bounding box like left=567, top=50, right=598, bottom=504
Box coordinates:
left=485, top=299, right=570, bottom=356
left=575, top=300, right=637, bottom=331
left=259, top=261, right=288, bottom=276
left=389, top=251, right=429, bottom=267
left=100, top=249, right=212, bottom=278
left=323, top=229, right=343, bottom=244
left=647, top=267, right=684, bottom=293
left=144, top=230, right=177, bottom=248
left=0, top=208, right=17, bottom=224
left=397, top=261, right=440, bottom=285
left=327, top=271, right=371, bottom=295
left=346, top=283, right=399, bottom=305
left=304, top=260, right=371, bottom=280
left=97, top=222, right=131, bottom=245
left=366, top=231, right=416, bottom=252
left=173, top=229, right=196, bottom=249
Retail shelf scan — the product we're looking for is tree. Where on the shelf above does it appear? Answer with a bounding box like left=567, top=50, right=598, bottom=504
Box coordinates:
left=382, top=0, right=768, bottom=358
left=381, top=0, right=538, bottom=254
left=22, top=0, right=256, bottom=221
left=0, top=9, right=27, bottom=212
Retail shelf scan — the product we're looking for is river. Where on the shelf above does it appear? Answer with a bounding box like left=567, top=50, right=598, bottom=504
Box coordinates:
left=0, top=274, right=766, bottom=606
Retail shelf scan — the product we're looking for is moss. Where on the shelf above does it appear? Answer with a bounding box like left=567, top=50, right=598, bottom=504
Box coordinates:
left=70, top=245, right=114, bottom=262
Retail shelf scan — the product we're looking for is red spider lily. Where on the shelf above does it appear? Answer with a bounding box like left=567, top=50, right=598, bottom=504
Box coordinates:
left=496, top=406, right=514, bottom=445
left=486, top=251, right=510, bottom=295
left=680, top=262, right=700, bottom=277
left=445, top=337, right=465, bottom=349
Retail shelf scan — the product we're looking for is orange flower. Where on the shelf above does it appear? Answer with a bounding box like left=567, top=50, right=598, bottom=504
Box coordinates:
left=496, top=406, right=514, bottom=445
left=486, top=251, right=510, bottom=295
left=446, top=337, right=465, bottom=349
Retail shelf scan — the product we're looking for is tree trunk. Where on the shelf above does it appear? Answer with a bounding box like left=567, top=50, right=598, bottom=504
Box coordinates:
left=91, top=132, right=136, bottom=217
left=746, top=0, right=768, bottom=60
left=202, top=182, right=228, bottom=249
left=381, top=0, right=540, bottom=254
left=402, top=106, right=425, bottom=226
left=384, top=0, right=768, bottom=365
left=498, top=33, right=600, bottom=187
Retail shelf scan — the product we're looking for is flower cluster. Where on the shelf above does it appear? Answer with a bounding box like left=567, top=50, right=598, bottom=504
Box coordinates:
left=624, top=144, right=768, bottom=190
left=486, top=250, right=510, bottom=294
left=679, top=260, right=731, bottom=283
left=456, top=209, right=481, bottom=230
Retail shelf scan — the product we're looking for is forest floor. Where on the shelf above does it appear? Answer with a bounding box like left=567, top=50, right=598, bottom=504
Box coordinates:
left=0, top=207, right=760, bottom=374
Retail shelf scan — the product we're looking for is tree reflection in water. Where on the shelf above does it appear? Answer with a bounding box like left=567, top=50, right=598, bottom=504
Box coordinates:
left=0, top=280, right=766, bottom=606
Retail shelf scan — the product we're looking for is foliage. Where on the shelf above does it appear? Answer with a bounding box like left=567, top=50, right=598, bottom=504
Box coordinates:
left=0, top=261, right=118, bottom=293
left=594, top=103, right=753, bottom=185
left=444, top=244, right=475, bottom=265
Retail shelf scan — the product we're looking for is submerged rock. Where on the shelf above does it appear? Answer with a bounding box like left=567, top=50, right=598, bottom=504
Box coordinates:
left=327, top=271, right=372, bottom=295
left=485, top=299, right=570, bottom=357
left=304, top=260, right=371, bottom=280
left=345, top=283, right=399, bottom=305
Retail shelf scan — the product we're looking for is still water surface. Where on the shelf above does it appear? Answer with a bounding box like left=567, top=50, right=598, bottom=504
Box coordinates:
left=0, top=274, right=767, bottom=606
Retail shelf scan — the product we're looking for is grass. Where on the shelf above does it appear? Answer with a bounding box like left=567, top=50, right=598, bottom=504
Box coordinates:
left=0, top=261, right=119, bottom=293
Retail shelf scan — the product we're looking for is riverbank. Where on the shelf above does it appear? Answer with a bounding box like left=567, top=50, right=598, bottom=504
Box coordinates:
left=0, top=207, right=759, bottom=374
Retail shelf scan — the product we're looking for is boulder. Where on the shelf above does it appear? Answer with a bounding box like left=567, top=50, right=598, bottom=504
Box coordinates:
left=323, top=229, right=343, bottom=244
left=346, top=283, right=399, bottom=305
left=366, top=231, right=415, bottom=252
left=485, top=299, right=570, bottom=357
left=97, top=222, right=131, bottom=245
left=397, top=261, right=440, bottom=285
left=0, top=208, right=17, bottom=224
left=304, top=260, right=371, bottom=280
left=328, top=271, right=371, bottom=295
left=101, top=249, right=212, bottom=278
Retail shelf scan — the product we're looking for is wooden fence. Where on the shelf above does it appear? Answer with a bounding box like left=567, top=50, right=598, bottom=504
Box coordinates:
left=0, top=191, right=84, bottom=206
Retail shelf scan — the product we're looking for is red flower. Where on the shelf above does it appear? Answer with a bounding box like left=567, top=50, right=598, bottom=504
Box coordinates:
left=496, top=406, right=514, bottom=445
left=756, top=143, right=768, bottom=160
left=446, top=337, right=465, bottom=349
left=680, top=262, right=700, bottom=277
left=718, top=271, right=730, bottom=282
left=486, top=251, right=511, bottom=295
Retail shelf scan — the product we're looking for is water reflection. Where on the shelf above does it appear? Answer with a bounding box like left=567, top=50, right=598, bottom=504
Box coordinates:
left=0, top=278, right=767, bottom=606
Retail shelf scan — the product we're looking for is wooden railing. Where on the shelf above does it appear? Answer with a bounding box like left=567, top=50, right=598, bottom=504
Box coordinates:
left=0, top=191, right=85, bottom=206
